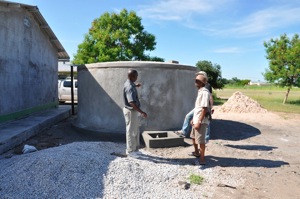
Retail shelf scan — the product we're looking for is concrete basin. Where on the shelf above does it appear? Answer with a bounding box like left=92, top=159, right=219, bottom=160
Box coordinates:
left=142, top=131, right=184, bottom=148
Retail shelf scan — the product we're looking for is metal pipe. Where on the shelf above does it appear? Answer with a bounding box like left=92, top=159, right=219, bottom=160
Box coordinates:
left=70, top=65, right=75, bottom=115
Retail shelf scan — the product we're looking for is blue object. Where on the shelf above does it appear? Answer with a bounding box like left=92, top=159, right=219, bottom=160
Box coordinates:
left=181, top=109, right=194, bottom=138
left=181, top=109, right=211, bottom=142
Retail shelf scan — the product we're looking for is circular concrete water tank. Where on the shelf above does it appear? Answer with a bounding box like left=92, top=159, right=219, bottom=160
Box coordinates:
left=76, top=61, right=197, bottom=134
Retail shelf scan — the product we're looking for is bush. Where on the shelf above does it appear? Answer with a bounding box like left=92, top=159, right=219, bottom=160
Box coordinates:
left=189, top=174, right=204, bottom=185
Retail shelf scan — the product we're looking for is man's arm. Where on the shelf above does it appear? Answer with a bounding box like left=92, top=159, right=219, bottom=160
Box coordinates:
left=129, top=102, right=147, bottom=118
left=192, top=107, right=207, bottom=130
left=210, top=95, right=214, bottom=114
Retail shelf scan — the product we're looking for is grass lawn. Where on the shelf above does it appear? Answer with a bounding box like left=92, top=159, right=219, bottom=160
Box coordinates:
left=214, top=85, right=300, bottom=113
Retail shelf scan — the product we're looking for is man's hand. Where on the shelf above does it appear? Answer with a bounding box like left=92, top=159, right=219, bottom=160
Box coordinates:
left=190, top=120, right=193, bottom=125
left=135, top=83, right=141, bottom=87
left=193, top=122, right=201, bottom=130
left=141, top=111, right=148, bottom=118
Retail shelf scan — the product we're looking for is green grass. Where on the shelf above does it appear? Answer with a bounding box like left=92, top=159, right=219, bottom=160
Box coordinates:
left=213, top=97, right=227, bottom=106
left=189, top=174, right=204, bottom=185
left=214, top=86, right=300, bottom=113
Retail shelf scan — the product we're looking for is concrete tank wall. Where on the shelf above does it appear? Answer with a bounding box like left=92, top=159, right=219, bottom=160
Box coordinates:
left=76, top=61, right=198, bottom=133
left=0, top=5, right=58, bottom=119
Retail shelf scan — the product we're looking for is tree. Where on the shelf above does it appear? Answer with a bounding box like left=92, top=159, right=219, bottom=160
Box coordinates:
left=263, top=33, right=300, bottom=104
left=195, top=60, right=224, bottom=89
left=225, top=77, right=250, bottom=86
left=73, top=9, right=164, bottom=64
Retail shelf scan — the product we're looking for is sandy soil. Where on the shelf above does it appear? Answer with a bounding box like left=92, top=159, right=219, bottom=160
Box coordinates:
left=3, top=109, right=300, bottom=199
left=148, top=110, right=300, bottom=199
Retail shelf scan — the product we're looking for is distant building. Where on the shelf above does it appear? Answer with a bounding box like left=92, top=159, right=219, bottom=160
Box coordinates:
left=58, top=61, right=77, bottom=79
left=0, top=1, right=69, bottom=123
left=248, top=81, right=269, bottom=86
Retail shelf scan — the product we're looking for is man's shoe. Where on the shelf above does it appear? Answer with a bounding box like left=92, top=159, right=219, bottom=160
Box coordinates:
left=188, top=152, right=200, bottom=157
left=175, top=131, right=185, bottom=138
left=127, top=151, right=140, bottom=159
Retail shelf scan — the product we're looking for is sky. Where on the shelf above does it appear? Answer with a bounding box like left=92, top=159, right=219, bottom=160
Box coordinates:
left=7, top=0, right=300, bottom=81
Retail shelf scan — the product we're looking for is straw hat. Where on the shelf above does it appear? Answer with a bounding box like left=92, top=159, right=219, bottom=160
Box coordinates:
left=195, top=71, right=208, bottom=81
left=195, top=73, right=207, bottom=84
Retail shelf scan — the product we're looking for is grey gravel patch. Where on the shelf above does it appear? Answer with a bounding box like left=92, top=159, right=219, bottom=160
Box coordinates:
left=0, top=142, right=244, bottom=198
left=0, top=142, right=120, bottom=198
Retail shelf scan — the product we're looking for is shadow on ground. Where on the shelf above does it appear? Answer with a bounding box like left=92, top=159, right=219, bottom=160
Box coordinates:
left=224, top=144, right=277, bottom=151
left=204, top=155, right=289, bottom=168
left=210, top=119, right=261, bottom=141
left=121, top=153, right=289, bottom=169
left=10, top=116, right=126, bottom=155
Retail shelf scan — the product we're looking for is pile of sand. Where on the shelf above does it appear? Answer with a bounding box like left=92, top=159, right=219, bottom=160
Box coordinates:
left=218, top=91, right=268, bottom=113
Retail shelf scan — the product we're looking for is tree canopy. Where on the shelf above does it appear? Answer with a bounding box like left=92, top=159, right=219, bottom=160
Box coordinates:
left=223, top=77, right=251, bottom=86
left=195, top=60, right=224, bottom=89
left=73, top=9, right=164, bottom=64
left=263, top=33, right=300, bottom=103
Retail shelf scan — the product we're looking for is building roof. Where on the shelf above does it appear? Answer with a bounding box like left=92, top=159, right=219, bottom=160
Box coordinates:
left=0, top=1, right=70, bottom=60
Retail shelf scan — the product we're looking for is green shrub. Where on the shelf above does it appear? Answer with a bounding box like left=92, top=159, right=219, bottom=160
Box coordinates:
left=189, top=174, right=204, bottom=185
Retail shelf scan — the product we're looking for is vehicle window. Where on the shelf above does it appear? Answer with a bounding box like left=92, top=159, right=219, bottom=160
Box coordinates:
left=63, top=81, right=72, bottom=88
left=75, top=81, right=78, bottom=88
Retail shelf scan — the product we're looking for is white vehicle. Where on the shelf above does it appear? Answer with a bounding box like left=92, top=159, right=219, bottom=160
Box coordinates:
left=58, top=79, right=78, bottom=103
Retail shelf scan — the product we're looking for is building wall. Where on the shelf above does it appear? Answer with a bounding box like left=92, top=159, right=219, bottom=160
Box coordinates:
left=0, top=5, right=58, bottom=120
left=76, top=61, right=198, bottom=133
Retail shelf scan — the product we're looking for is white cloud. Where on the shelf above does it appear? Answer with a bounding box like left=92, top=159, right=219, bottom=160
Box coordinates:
left=138, top=0, right=231, bottom=21
left=224, top=6, right=300, bottom=37
left=138, top=0, right=300, bottom=38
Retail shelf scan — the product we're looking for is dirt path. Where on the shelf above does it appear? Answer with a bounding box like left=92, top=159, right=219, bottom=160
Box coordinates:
left=146, top=110, right=300, bottom=198
left=211, top=111, right=300, bottom=199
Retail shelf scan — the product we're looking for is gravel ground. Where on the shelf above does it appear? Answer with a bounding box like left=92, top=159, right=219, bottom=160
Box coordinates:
left=1, top=93, right=299, bottom=198
left=0, top=141, right=243, bottom=199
